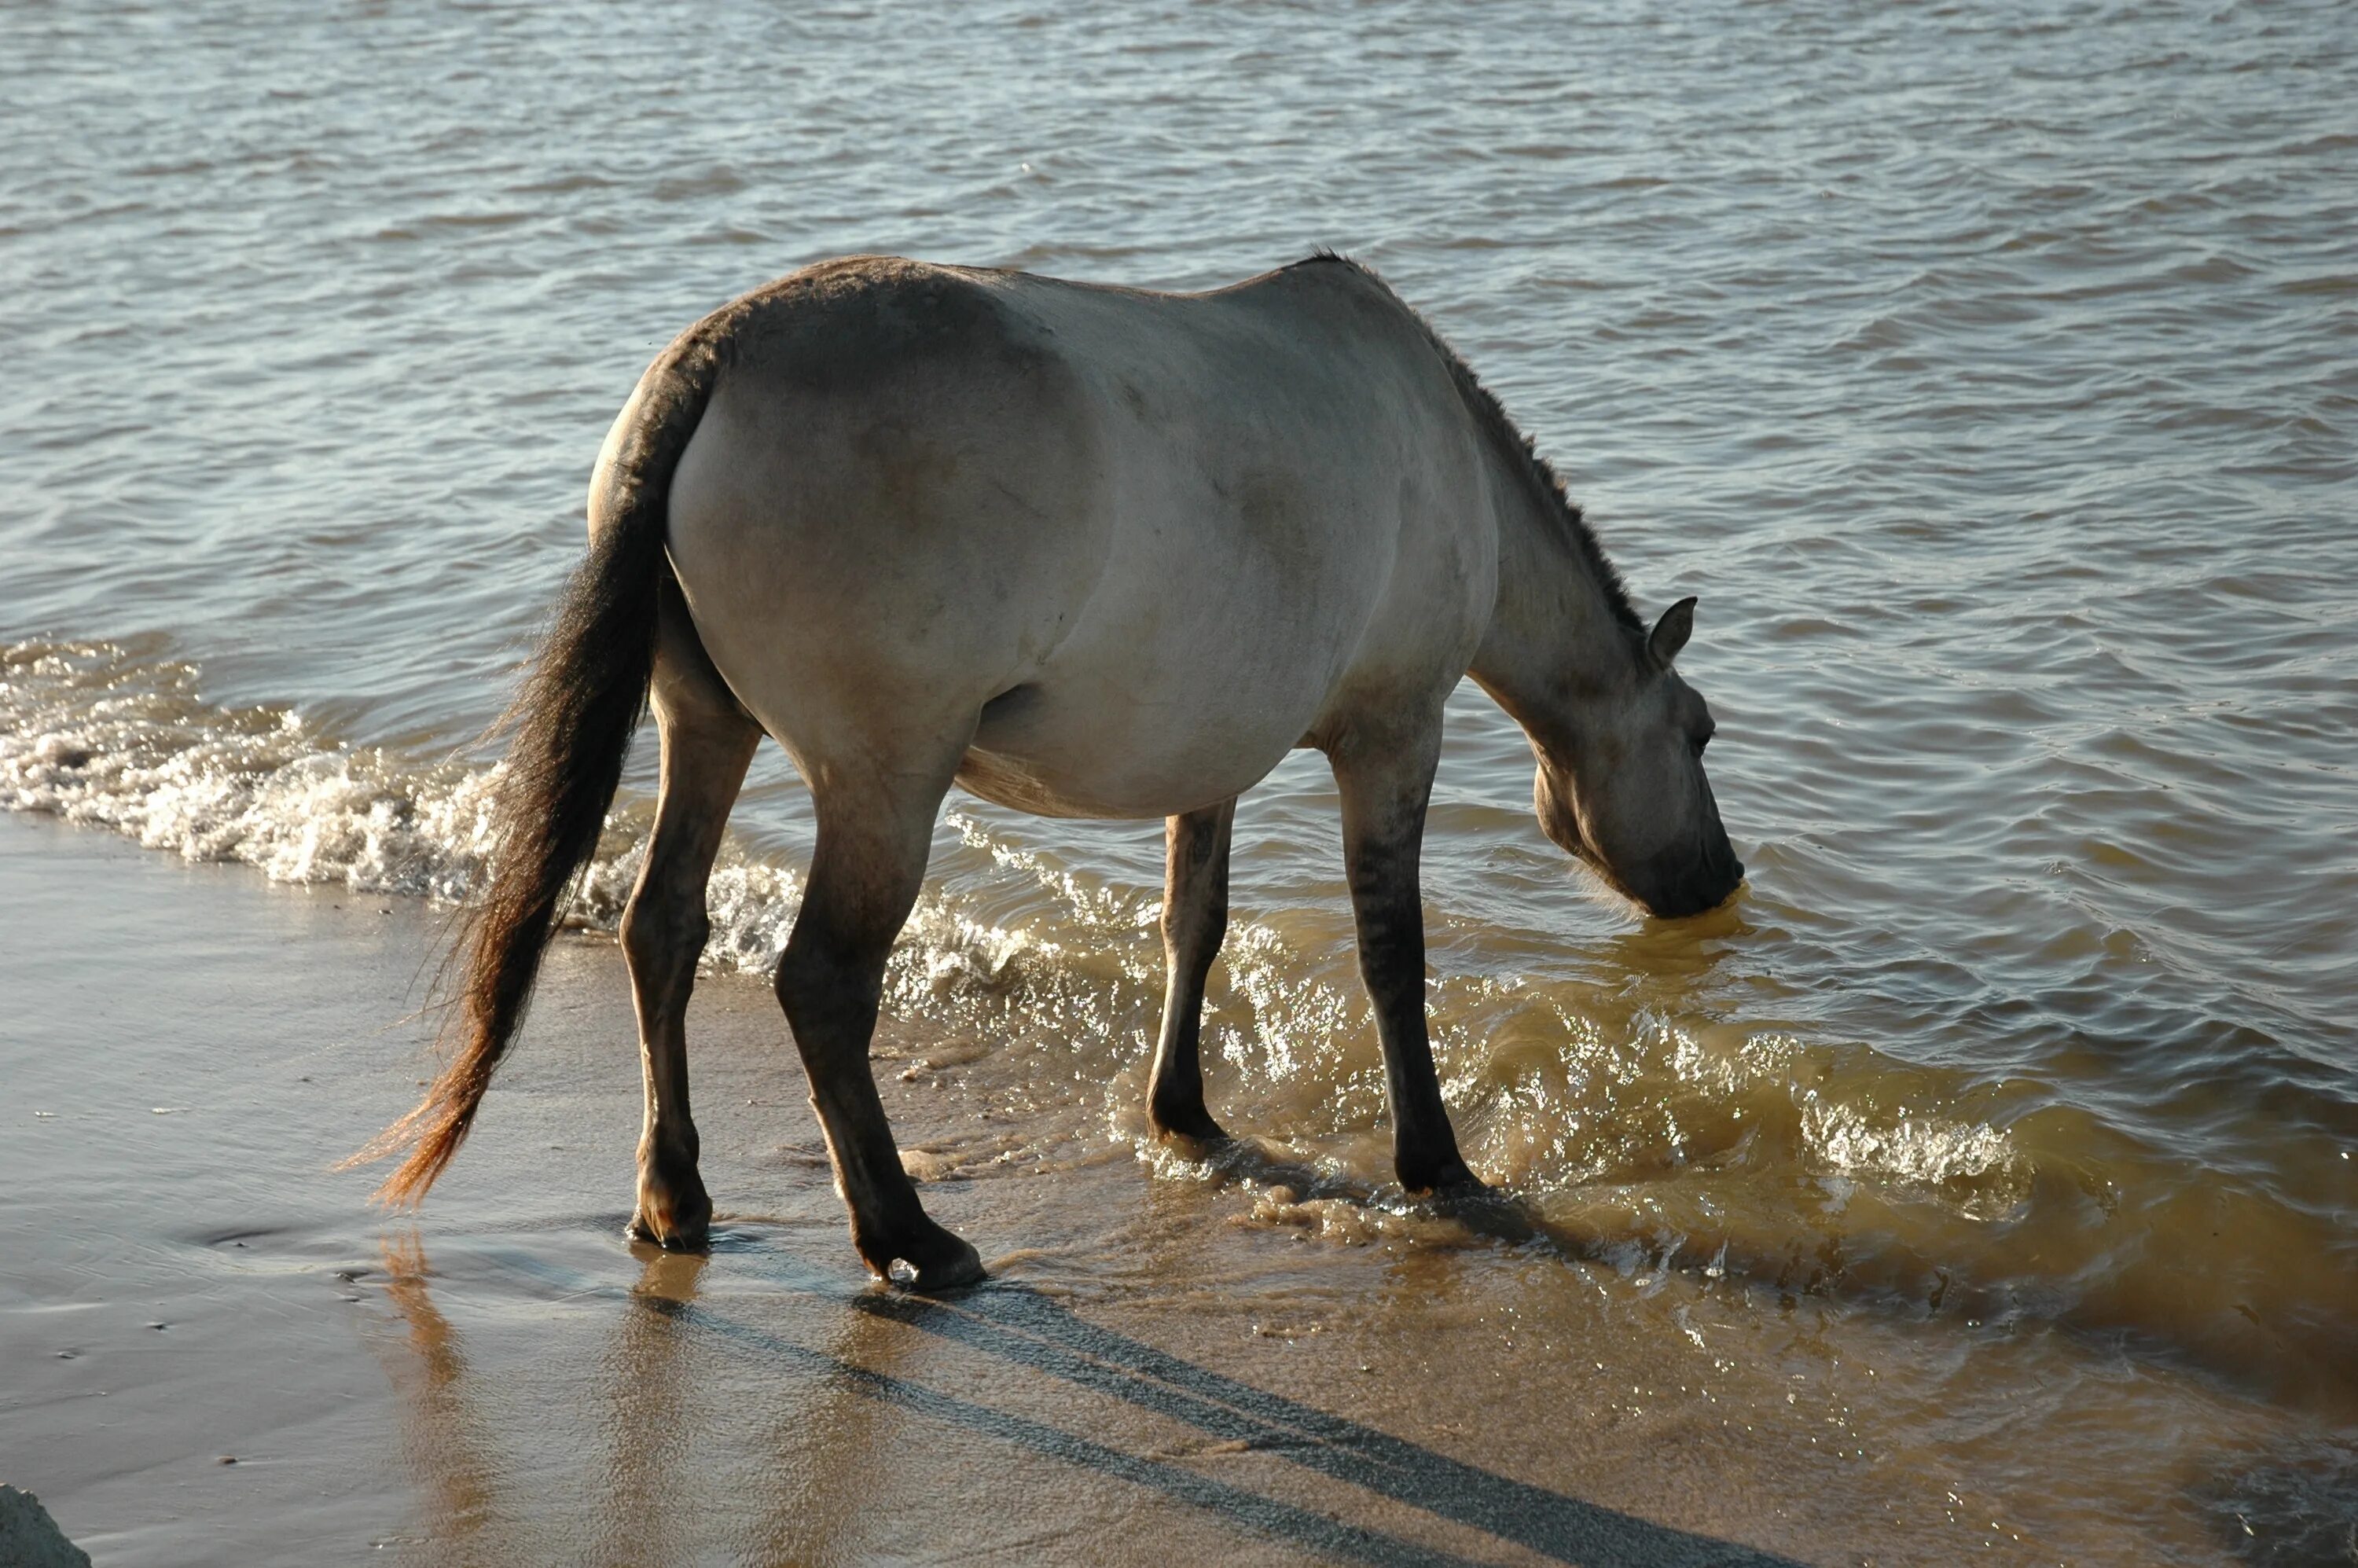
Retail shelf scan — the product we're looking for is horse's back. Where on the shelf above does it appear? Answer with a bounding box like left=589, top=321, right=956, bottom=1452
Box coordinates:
left=661, top=256, right=1497, bottom=817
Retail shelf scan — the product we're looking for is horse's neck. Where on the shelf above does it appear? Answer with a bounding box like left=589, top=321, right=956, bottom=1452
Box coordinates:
left=1469, top=480, right=1635, bottom=757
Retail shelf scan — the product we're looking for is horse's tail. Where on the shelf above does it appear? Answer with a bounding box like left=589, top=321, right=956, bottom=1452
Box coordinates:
left=351, top=317, right=735, bottom=1206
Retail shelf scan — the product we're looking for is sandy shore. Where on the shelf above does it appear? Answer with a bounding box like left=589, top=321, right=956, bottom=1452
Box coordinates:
left=0, top=812, right=2300, bottom=1565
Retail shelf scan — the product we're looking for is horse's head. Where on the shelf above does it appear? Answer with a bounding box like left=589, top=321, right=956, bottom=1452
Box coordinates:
left=1531, top=597, right=1743, bottom=919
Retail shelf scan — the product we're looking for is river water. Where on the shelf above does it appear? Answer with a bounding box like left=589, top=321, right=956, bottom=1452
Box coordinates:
left=3, top=1, right=2353, bottom=1561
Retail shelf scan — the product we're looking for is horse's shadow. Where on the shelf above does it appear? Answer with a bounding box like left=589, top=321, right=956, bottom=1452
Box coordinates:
left=370, top=1225, right=1799, bottom=1566
left=845, top=1277, right=1802, bottom=1568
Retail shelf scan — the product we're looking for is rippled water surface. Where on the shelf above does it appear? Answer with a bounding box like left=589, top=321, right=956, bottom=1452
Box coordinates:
left=4, top=1, right=2354, bottom=1559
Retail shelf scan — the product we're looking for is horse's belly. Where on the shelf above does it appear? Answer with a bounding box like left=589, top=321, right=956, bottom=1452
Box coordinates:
left=951, top=751, right=1173, bottom=820
left=955, top=676, right=1304, bottom=819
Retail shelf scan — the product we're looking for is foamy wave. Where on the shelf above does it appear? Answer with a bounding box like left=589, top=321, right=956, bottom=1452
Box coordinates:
left=948, top=809, right=1159, bottom=933
left=0, top=641, right=1074, bottom=998
left=2, top=641, right=498, bottom=900
left=571, top=831, right=805, bottom=974
left=1801, top=1099, right=2030, bottom=1217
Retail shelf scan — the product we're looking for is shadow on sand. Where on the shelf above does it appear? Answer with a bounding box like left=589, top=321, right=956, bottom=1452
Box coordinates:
left=845, top=1280, right=1802, bottom=1568
left=370, top=1232, right=1800, bottom=1566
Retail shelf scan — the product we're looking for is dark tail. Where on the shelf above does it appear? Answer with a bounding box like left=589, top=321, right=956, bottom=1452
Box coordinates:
left=350, top=317, right=735, bottom=1206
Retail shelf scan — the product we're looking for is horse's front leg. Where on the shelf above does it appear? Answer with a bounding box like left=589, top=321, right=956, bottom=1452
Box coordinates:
left=1148, top=797, right=1236, bottom=1142
left=1328, top=722, right=1481, bottom=1195
left=774, top=735, right=984, bottom=1290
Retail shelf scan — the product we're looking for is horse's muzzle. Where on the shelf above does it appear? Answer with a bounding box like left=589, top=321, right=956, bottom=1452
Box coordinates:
left=1629, top=839, right=1745, bottom=920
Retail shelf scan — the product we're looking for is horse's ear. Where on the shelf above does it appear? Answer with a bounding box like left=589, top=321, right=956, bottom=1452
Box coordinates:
left=1648, top=597, right=1697, bottom=667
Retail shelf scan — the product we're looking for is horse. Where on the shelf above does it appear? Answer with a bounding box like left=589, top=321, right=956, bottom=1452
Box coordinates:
left=356, top=253, right=1743, bottom=1288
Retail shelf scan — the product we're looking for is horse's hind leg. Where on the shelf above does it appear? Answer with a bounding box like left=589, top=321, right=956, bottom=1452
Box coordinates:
left=1148, top=798, right=1236, bottom=1142
left=773, top=730, right=982, bottom=1289
left=620, top=579, right=760, bottom=1249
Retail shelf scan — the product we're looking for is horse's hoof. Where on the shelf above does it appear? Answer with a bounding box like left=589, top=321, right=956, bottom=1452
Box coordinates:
left=908, top=1243, right=986, bottom=1292
left=630, top=1180, right=713, bottom=1251
left=1399, top=1157, right=1486, bottom=1199
left=1436, top=1165, right=1489, bottom=1198
left=871, top=1224, right=986, bottom=1292
left=628, top=1211, right=711, bottom=1252
left=1149, top=1103, right=1229, bottom=1144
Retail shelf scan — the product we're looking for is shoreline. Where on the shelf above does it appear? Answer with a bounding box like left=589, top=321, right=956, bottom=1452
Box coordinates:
left=0, top=810, right=2329, bottom=1565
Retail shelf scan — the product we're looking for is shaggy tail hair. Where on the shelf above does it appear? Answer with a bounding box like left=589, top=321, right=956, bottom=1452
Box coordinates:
left=347, top=313, right=736, bottom=1205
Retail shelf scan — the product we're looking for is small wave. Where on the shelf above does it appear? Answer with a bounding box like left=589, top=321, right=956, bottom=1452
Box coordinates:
left=0, top=640, right=1041, bottom=1001
left=0, top=639, right=1181, bottom=1076
left=1800, top=1096, right=2029, bottom=1217
left=2, top=640, right=498, bottom=902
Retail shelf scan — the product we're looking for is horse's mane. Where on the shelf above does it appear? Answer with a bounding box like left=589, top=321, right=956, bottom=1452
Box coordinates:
left=1286, top=251, right=1644, bottom=637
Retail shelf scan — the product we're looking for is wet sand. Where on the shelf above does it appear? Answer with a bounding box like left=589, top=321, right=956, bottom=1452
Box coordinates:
left=0, top=810, right=2334, bottom=1566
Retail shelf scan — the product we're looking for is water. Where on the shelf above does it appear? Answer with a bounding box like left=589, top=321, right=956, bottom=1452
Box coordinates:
left=3, top=0, right=2354, bottom=1559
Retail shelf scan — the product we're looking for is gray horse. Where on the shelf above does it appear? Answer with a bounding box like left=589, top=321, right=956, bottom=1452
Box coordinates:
left=359, top=254, right=1742, bottom=1288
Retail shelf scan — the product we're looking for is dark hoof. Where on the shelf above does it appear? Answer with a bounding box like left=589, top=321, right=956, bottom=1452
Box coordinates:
left=627, top=1211, right=711, bottom=1251
left=1149, top=1101, right=1229, bottom=1145
left=862, top=1221, right=986, bottom=1293
left=1398, top=1156, right=1486, bottom=1199
left=630, top=1173, right=713, bottom=1251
